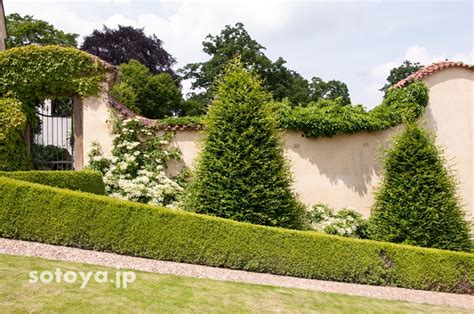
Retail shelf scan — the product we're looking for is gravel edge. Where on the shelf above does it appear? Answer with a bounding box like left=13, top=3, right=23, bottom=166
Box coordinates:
left=0, top=238, right=473, bottom=310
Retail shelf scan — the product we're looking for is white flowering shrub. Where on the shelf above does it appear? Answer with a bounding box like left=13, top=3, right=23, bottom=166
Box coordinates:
left=306, top=204, right=368, bottom=238
left=87, top=118, right=185, bottom=208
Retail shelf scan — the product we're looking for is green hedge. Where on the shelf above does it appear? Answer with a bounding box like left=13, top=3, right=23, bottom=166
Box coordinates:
left=0, top=170, right=105, bottom=195
left=0, top=176, right=473, bottom=294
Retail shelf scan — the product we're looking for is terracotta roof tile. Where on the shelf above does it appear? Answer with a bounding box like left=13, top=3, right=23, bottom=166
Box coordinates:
left=392, top=61, right=474, bottom=89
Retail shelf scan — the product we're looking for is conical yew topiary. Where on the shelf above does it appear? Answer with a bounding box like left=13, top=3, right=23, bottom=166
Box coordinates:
left=369, top=123, right=472, bottom=251
left=184, top=58, right=304, bottom=229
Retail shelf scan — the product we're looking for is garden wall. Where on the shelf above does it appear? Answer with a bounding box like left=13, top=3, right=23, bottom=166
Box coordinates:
left=79, top=66, right=474, bottom=218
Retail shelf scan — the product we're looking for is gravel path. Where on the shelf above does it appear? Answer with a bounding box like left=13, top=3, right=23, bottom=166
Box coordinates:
left=1, top=238, right=473, bottom=310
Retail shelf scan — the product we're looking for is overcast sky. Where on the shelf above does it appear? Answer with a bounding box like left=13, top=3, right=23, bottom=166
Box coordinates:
left=4, top=0, right=473, bottom=108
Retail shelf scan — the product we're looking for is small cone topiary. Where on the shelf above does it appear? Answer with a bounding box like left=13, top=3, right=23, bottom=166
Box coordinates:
left=369, top=123, right=472, bottom=251
left=184, top=58, right=304, bottom=229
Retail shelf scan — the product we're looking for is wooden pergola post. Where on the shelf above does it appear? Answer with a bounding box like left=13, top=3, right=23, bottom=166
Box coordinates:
left=0, top=0, right=6, bottom=51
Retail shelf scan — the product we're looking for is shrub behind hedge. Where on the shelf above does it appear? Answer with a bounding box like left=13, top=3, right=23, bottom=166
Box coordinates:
left=369, top=124, right=472, bottom=251
left=0, top=98, right=31, bottom=171
left=184, top=59, right=304, bottom=229
left=0, top=176, right=473, bottom=294
left=0, top=170, right=105, bottom=195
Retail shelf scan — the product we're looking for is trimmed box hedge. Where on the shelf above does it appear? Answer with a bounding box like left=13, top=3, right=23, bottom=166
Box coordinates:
left=0, top=170, right=105, bottom=195
left=0, top=176, right=473, bottom=294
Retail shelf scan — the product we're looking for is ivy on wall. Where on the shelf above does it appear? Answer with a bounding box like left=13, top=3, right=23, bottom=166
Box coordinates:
left=153, top=81, right=429, bottom=138
left=0, top=98, right=31, bottom=170
left=277, top=81, right=429, bottom=137
left=0, top=45, right=107, bottom=171
left=0, top=45, right=107, bottom=125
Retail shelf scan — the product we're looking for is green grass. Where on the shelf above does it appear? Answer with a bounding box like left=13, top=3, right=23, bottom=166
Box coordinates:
left=0, top=254, right=468, bottom=313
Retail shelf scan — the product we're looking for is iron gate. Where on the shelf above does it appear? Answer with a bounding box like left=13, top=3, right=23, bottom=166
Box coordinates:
left=31, top=99, right=74, bottom=170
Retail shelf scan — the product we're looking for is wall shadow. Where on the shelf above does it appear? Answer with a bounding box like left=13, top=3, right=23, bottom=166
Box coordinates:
left=285, top=128, right=399, bottom=197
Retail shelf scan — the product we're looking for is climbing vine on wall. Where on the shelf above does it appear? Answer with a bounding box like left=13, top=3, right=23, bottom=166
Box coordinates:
left=0, top=45, right=107, bottom=170
left=0, top=45, right=108, bottom=125
left=276, top=81, right=429, bottom=137
left=151, top=81, right=429, bottom=138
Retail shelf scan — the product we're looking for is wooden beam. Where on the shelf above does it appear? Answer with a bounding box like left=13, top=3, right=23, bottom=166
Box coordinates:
left=0, top=0, right=6, bottom=51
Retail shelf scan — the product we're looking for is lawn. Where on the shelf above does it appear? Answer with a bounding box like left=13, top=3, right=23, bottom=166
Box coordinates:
left=0, top=254, right=468, bottom=313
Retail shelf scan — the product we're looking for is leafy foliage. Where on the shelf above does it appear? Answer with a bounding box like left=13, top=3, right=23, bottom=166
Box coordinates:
left=306, top=204, right=368, bottom=238
left=380, top=60, right=424, bottom=94
left=179, top=93, right=211, bottom=116
left=112, top=60, right=183, bottom=118
left=0, top=170, right=105, bottom=195
left=180, top=23, right=314, bottom=108
left=156, top=115, right=204, bottom=128
left=0, top=45, right=106, bottom=126
left=184, top=59, right=304, bottom=229
left=278, top=81, right=429, bottom=137
left=369, top=124, right=472, bottom=252
left=5, top=13, right=78, bottom=48
left=0, top=98, right=31, bottom=171
left=81, top=25, right=176, bottom=75
left=143, top=81, right=428, bottom=139
left=1, top=176, right=474, bottom=294
left=31, top=144, right=72, bottom=170
left=309, top=77, right=351, bottom=105
left=87, top=117, right=185, bottom=207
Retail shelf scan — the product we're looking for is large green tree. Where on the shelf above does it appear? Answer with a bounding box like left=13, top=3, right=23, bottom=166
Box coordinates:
left=369, top=123, right=472, bottom=251
left=184, top=59, right=304, bottom=229
left=5, top=13, right=78, bottom=48
left=112, top=59, right=182, bottom=118
left=380, top=60, right=423, bottom=94
left=309, top=77, right=351, bottom=105
left=180, top=23, right=311, bottom=109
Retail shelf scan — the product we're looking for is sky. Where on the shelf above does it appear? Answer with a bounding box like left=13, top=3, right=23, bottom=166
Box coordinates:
left=4, top=0, right=473, bottom=108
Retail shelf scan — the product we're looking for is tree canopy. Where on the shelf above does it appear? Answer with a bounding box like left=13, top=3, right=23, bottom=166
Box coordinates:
left=380, top=60, right=424, bottom=94
left=5, top=13, right=78, bottom=48
left=309, top=77, right=351, bottom=105
left=81, top=25, right=176, bottom=75
left=112, top=59, right=183, bottom=119
left=180, top=23, right=329, bottom=109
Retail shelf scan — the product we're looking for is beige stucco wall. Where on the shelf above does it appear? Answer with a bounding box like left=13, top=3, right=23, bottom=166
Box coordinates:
left=80, top=67, right=473, bottom=218
left=158, top=127, right=399, bottom=217
left=0, top=1, right=6, bottom=51
left=82, top=83, right=114, bottom=162
left=420, top=67, right=474, bottom=220
left=284, top=129, right=400, bottom=216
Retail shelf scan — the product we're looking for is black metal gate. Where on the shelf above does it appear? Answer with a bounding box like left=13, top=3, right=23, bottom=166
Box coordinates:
left=31, top=99, right=74, bottom=170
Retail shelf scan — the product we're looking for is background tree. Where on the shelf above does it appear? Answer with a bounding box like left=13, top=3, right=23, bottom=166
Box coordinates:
left=180, top=93, right=208, bottom=116
left=81, top=25, right=175, bottom=75
left=369, top=123, right=472, bottom=251
left=112, top=59, right=182, bottom=118
left=380, top=60, right=424, bottom=94
left=5, top=13, right=78, bottom=48
left=184, top=59, right=304, bottom=229
left=180, top=23, right=313, bottom=109
left=309, top=77, right=351, bottom=105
